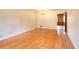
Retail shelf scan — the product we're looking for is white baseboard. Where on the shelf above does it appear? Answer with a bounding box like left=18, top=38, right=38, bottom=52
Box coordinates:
left=0, top=28, right=35, bottom=40
left=67, top=34, right=77, bottom=49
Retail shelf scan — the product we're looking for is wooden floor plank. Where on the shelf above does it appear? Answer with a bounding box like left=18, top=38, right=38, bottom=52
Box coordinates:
left=0, top=28, right=74, bottom=49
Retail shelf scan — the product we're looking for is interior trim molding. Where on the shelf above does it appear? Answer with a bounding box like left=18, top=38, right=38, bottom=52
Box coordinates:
left=0, top=28, right=35, bottom=40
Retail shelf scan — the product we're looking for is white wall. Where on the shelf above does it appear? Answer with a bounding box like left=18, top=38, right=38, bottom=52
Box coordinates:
left=0, top=9, right=37, bottom=40
left=67, top=10, right=79, bottom=48
left=37, top=10, right=65, bottom=29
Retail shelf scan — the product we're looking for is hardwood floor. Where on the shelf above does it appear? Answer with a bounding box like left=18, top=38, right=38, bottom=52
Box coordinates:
left=0, top=28, right=74, bottom=49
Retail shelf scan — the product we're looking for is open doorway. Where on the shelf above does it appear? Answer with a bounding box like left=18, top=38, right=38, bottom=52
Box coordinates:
left=57, top=12, right=67, bottom=34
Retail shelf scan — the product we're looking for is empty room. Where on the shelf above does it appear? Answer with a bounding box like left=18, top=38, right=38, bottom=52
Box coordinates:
left=0, top=9, right=79, bottom=49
